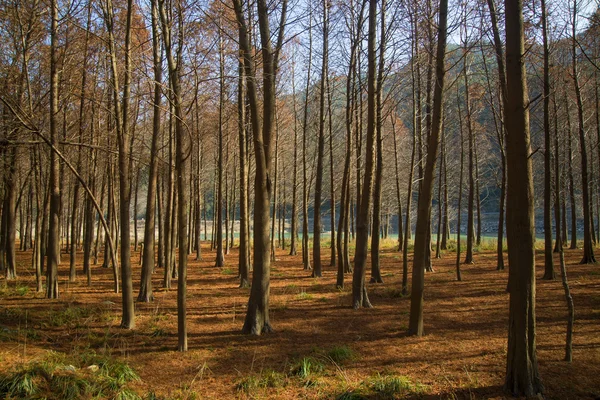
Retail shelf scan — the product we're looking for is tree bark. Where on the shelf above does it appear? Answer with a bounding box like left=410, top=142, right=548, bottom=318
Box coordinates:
left=571, top=0, right=596, bottom=264
left=233, top=0, right=287, bottom=335
left=370, top=0, right=386, bottom=284
left=408, top=0, right=447, bottom=335
left=46, top=0, right=60, bottom=299
left=352, top=0, right=379, bottom=309
left=139, top=0, right=162, bottom=302
left=541, top=0, right=556, bottom=279
left=503, top=0, right=543, bottom=394
left=313, top=0, right=329, bottom=278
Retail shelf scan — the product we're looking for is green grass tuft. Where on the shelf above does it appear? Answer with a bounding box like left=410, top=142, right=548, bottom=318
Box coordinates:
left=296, top=291, right=313, bottom=300
left=327, top=346, right=356, bottom=364
left=366, top=373, right=425, bottom=398
left=0, top=350, right=140, bottom=400
left=235, top=369, right=287, bottom=393
left=290, top=357, right=324, bottom=379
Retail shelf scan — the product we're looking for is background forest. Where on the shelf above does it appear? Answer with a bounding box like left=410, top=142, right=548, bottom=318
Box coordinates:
left=0, top=0, right=599, bottom=398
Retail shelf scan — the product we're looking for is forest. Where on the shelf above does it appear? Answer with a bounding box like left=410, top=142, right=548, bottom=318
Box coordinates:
left=0, top=0, right=599, bottom=398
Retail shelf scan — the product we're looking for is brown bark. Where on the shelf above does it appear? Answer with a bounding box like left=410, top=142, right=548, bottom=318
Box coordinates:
left=351, top=0, right=378, bottom=309
left=138, top=0, right=162, bottom=302
left=408, top=0, right=448, bottom=335
left=571, top=0, right=596, bottom=264
left=503, top=0, right=543, bottom=394
left=46, top=0, right=60, bottom=299
left=233, top=0, right=287, bottom=335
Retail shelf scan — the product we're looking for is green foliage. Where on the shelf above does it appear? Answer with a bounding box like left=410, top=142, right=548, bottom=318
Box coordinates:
left=296, top=291, right=313, bottom=300
left=235, top=370, right=287, bottom=393
left=336, top=391, right=368, bottom=400
left=327, top=346, right=356, bottom=364
left=290, top=357, right=324, bottom=379
left=15, top=285, right=29, bottom=296
left=150, top=328, right=168, bottom=338
left=221, top=268, right=234, bottom=275
left=0, top=351, right=140, bottom=400
left=48, top=306, right=94, bottom=327
left=382, top=288, right=405, bottom=299
left=0, top=283, right=30, bottom=297
left=366, top=373, right=425, bottom=398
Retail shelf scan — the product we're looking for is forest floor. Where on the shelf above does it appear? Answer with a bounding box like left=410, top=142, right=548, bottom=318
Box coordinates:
left=1, top=241, right=599, bottom=399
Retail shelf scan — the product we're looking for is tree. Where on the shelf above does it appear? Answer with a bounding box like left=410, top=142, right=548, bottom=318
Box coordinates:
left=312, top=0, right=329, bottom=278
left=503, top=0, right=543, bottom=394
left=571, top=0, right=596, bottom=265
left=408, top=0, right=448, bottom=336
left=301, top=3, right=313, bottom=272
left=232, top=0, right=287, bottom=335
left=237, top=34, right=250, bottom=288
left=541, top=0, right=555, bottom=280
left=102, top=0, right=140, bottom=327
left=46, top=0, right=60, bottom=299
left=158, top=0, right=189, bottom=350
left=370, top=0, right=387, bottom=284
left=351, top=0, right=378, bottom=309
left=138, top=0, right=163, bottom=303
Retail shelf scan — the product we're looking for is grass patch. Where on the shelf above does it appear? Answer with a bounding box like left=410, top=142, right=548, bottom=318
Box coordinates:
left=47, top=306, right=95, bottom=327
left=221, top=268, right=234, bottom=275
left=336, top=391, right=368, bottom=400
left=327, top=346, right=356, bottom=364
left=15, top=285, right=29, bottom=296
left=296, top=291, right=313, bottom=300
left=0, top=350, right=140, bottom=400
left=367, top=373, right=425, bottom=398
left=290, top=357, right=325, bottom=379
left=382, top=288, right=405, bottom=299
left=235, top=369, right=287, bottom=393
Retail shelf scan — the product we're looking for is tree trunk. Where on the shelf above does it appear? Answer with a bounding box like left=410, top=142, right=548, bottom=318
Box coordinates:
left=138, top=0, right=162, bottom=302
left=238, top=44, right=250, bottom=287
left=352, top=0, right=379, bottom=310
left=233, top=0, right=287, bottom=335
left=46, top=0, right=60, bottom=299
left=571, top=0, right=596, bottom=264
left=408, top=0, right=448, bottom=336
left=104, top=0, right=135, bottom=328
left=370, top=0, right=386, bottom=284
left=392, top=115, right=403, bottom=253
left=464, top=47, right=475, bottom=265
left=302, top=4, right=313, bottom=272
left=541, top=0, right=556, bottom=279
left=456, top=86, right=464, bottom=282
left=313, top=0, right=329, bottom=278
left=503, top=0, right=543, bottom=394
left=565, top=96, right=577, bottom=250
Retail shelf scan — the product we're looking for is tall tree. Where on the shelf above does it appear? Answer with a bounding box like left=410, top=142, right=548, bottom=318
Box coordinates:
left=571, top=0, right=596, bottom=264
left=312, top=0, right=329, bottom=278
left=541, top=0, right=555, bottom=279
left=46, top=0, right=60, bottom=299
left=238, top=34, right=250, bottom=288
left=158, top=0, right=189, bottom=350
left=503, top=0, right=543, bottom=394
left=351, top=0, right=378, bottom=309
left=301, top=3, right=313, bottom=272
left=103, top=0, right=135, bottom=328
left=370, top=0, right=386, bottom=284
left=408, top=0, right=448, bottom=336
left=138, top=0, right=163, bottom=303
left=232, top=0, right=287, bottom=334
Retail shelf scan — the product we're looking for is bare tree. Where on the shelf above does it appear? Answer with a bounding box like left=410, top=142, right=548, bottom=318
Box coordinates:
left=503, top=0, right=542, bottom=394
left=408, top=0, right=448, bottom=336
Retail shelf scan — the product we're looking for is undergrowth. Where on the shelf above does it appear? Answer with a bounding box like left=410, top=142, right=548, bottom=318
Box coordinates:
left=0, top=350, right=140, bottom=400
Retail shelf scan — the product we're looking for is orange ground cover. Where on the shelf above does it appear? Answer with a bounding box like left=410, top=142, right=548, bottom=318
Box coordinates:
left=1, top=244, right=599, bottom=399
